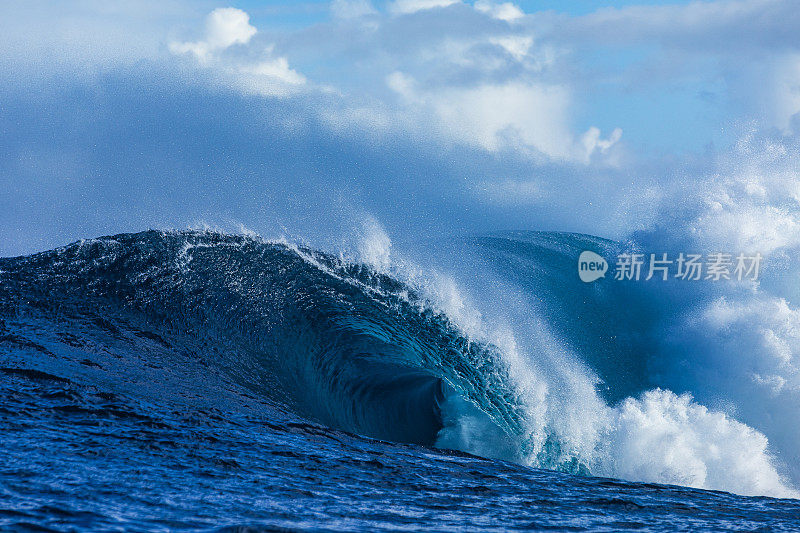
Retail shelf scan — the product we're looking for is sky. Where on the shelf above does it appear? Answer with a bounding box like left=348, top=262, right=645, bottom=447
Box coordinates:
left=1, top=0, right=800, bottom=256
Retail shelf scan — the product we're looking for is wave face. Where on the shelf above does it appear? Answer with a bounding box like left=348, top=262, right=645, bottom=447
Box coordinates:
left=0, top=230, right=523, bottom=448
left=1, top=229, right=798, bottom=508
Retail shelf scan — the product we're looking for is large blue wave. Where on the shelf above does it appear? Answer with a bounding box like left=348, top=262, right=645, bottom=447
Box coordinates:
left=0, top=231, right=523, bottom=449
left=1, top=229, right=796, bottom=498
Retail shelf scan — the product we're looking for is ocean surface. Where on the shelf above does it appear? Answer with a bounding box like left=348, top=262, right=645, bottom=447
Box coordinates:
left=2, top=230, right=799, bottom=531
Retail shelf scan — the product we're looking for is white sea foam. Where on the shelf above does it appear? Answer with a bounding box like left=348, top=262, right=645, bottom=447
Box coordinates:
left=278, top=157, right=800, bottom=498
left=601, top=389, right=797, bottom=497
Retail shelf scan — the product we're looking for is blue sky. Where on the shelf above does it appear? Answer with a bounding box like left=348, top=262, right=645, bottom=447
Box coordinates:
left=1, top=0, right=800, bottom=255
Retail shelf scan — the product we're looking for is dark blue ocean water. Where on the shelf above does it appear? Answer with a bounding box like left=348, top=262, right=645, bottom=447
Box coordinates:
left=2, top=231, right=799, bottom=531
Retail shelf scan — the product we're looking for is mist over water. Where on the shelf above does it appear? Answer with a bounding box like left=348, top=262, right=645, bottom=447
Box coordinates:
left=342, top=212, right=800, bottom=498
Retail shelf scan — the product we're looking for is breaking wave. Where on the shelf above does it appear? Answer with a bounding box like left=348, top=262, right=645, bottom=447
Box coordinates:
left=0, top=228, right=796, bottom=498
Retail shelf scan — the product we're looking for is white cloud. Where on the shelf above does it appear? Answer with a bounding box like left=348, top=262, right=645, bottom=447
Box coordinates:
left=387, top=71, right=621, bottom=162
left=169, top=8, right=257, bottom=62
left=386, top=71, right=417, bottom=99
left=581, top=127, right=623, bottom=163
left=169, top=9, right=307, bottom=97
left=242, top=57, right=306, bottom=86
left=390, top=0, right=460, bottom=15
left=489, top=35, right=533, bottom=60
left=387, top=72, right=573, bottom=157
left=431, top=83, right=572, bottom=156
left=237, top=54, right=308, bottom=96
left=475, top=0, right=524, bottom=22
